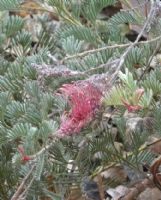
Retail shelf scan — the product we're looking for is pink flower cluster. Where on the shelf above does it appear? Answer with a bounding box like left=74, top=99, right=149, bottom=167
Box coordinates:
left=122, top=99, right=142, bottom=112
left=58, top=82, right=102, bottom=136
left=122, top=88, right=144, bottom=112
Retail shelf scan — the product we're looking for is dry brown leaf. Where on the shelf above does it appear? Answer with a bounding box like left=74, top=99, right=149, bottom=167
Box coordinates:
left=10, top=0, right=43, bottom=18
left=148, top=137, right=161, bottom=154
left=150, top=155, right=161, bottom=189
left=137, top=187, right=161, bottom=200
left=66, top=187, right=84, bottom=200
left=120, top=0, right=148, bottom=41
left=101, top=1, right=122, bottom=19
left=106, top=185, right=129, bottom=200
left=10, top=0, right=59, bottom=21
left=122, top=178, right=154, bottom=200
left=100, top=166, right=128, bottom=184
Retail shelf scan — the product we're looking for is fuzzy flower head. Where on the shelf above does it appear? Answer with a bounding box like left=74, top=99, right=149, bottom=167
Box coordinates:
left=58, top=82, right=102, bottom=136
left=122, top=99, right=142, bottom=112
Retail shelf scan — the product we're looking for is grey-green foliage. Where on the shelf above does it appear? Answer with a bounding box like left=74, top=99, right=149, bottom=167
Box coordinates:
left=109, top=10, right=144, bottom=26
left=103, top=68, right=154, bottom=110
left=61, top=35, right=84, bottom=55
left=141, top=69, right=161, bottom=96
left=66, top=48, right=113, bottom=72
left=0, top=0, right=21, bottom=11
left=0, top=0, right=161, bottom=199
left=81, top=0, right=116, bottom=23
left=2, top=15, right=25, bottom=37
left=59, top=24, right=100, bottom=45
left=0, top=10, right=60, bottom=198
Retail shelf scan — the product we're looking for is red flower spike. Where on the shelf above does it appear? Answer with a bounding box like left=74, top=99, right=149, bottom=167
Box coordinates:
left=122, top=99, right=142, bottom=112
left=18, top=146, right=32, bottom=162
left=22, top=155, right=32, bottom=162
left=58, top=82, right=102, bottom=136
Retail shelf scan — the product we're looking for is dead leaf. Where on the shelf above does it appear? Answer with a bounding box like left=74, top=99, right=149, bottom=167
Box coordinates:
left=106, top=185, right=129, bottom=200
left=150, top=155, right=161, bottom=189
left=100, top=1, right=122, bottom=19
left=148, top=137, right=161, bottom=154
left=137, top=187, right=161, bottom=200
left=100, top=166, right=128, bottom=184
left=10, top=0, right=43, bottom=18
left=122, top=178, right=154, bottom=200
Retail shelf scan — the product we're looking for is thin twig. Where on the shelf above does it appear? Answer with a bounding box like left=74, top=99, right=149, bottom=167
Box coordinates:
left=147, top=138, right=161, bottom=147
left=30, top=143, right=53, bottom=159
left=109, top=0, right=157, bottom=84
left=127, top=137, right=161, bottom=158
left=18, top=176, right=35, bottom=200
left=11, top=165, right=36, bottom=200
left=121, top=0, right=149, bottom=12
left=28, top=133, right=61, bottom=160
left=139, top=40, right=161, bottom=80
left=84, top=59, right=119, bottom=74
left=62, top=35, right=161, bottom=63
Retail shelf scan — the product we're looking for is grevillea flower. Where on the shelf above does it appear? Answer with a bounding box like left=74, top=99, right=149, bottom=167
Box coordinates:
left=18, top=146, right=32, bottom=162
left=122, top=99, right=142, bottom=112
left=58, top=82, right=102, bottom=136
left=122, top=88, right=144, bottom=112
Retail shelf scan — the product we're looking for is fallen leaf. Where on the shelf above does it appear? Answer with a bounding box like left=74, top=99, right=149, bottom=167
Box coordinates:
left=137, top=187, right=161, bottom=200
left=106, top=185, right=129, bottom=200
